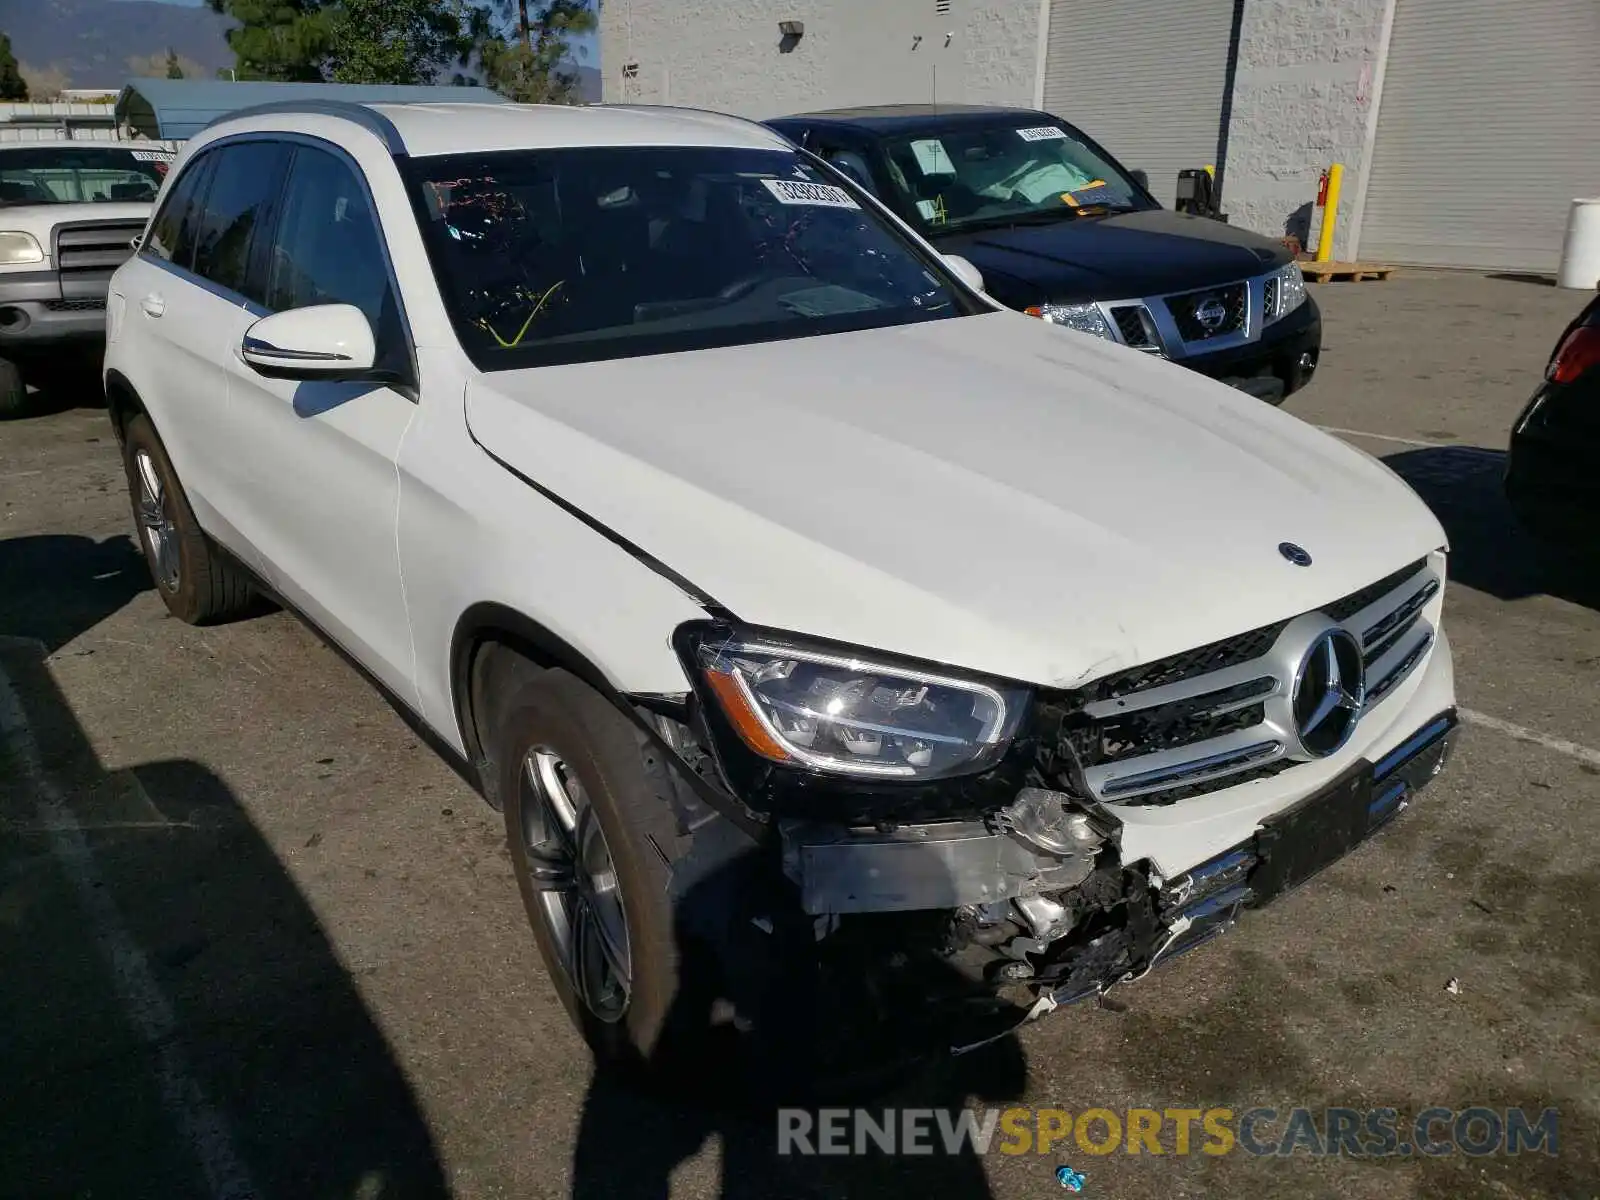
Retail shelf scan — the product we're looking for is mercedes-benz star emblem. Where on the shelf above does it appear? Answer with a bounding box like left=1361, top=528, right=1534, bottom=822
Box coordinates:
left=1278, top=541, right=1313, bottom=566
left=1194, top=296, right=1228, bottom=331
left=1292, top=628, right=1366, bottom=757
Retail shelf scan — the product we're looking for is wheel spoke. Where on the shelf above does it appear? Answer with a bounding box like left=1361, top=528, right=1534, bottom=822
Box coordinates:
left=578, top=809, right=631, bottom=990
left=518, top=747, right=631, bottom=1023
left=134, top=452, right=163, bottom=513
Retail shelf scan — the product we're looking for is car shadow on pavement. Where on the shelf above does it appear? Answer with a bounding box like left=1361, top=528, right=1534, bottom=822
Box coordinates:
left=4, top=360, right=106, bottom=421
left=1383, top=445, right=1597, bottom=609
left=568, top=841, right=1029, bottom=1200
left=0, top=640, right=450, bottom=1198
left=0, top=532, right=152, bottom=653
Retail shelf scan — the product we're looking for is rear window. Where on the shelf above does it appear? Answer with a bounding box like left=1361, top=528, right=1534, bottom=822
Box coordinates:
left=0, top=145, right=173, bottom=206
left=407, top=145, right=980, bottom=370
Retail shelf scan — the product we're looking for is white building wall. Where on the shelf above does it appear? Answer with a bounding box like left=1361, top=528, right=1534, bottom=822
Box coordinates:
left=1220, top=0, right=1392, bottom=260
left=599, top=0, right=1041, bottom=118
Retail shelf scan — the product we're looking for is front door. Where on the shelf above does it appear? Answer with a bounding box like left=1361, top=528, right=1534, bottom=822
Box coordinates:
left=221, top=142, right=418, bottom=700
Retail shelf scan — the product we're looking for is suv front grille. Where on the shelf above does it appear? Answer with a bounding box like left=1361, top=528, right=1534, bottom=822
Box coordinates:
left=1042, top=557, right=1441, bottom=806
left=1168, top=282, right=1248, bottom=342
left=53, top=220, right=144, bottom=274
left=1110, top=304, right=1153, bottom=348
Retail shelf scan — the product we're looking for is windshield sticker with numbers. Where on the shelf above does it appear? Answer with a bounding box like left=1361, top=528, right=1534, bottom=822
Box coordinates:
left=1015, top=126, right=1069, bottom=142
left=761, top=178, right=860, bottom=208
left=130, top=150, right=176, bottom=162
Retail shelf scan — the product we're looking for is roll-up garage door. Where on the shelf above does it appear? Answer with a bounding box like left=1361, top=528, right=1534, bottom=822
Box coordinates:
left=1040, top=0, right=1236, bottom=211
left=1359, top=0, right=1600, bottom=272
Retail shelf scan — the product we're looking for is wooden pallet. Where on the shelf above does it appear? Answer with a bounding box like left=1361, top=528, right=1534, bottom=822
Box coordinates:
left=1300, top=261, right=1396, bottom=283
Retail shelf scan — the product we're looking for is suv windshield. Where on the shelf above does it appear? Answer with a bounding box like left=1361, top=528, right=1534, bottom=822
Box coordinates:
left=881, top=120, right=1150, bottom=235
left=409, top=146, right=979, bottom=369
left=0, top=145, right=171, bottom=206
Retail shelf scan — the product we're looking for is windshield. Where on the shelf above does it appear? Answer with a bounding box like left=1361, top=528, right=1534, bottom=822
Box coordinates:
left=881, top=120, right=1150, bottom=235
left=0, top=145, right=172, bottom=206
left=409, top=146, right=979, bottom=370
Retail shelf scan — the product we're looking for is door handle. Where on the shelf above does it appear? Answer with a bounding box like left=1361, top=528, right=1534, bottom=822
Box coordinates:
left=140, top=294, right=165, bottom=318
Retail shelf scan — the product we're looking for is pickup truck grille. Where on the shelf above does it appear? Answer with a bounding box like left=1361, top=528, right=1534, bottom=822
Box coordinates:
left=53, top=220, right=144, bottom=275
left=1168, top=281, right=1248, bottom=342
left=1046, top=557, right=1440, bottom=806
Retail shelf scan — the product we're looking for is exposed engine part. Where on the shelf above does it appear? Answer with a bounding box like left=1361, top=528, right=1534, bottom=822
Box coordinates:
left=998, top=788, right=1101, bottom=856
left=780, top=796, right=1106, bottom=915
left=1013, top=893, right=1074, bottom=942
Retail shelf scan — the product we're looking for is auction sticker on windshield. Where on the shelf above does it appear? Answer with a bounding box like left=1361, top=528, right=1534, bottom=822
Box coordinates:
left=762, top=179, right=860, bottom=208
left=131, top=150, right=176, bottom=162
left=1016, top=126, right=1069, bottom=142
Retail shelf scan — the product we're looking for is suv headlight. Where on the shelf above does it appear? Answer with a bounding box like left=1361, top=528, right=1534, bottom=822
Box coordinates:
left=0, top=232, right=44, bottom=266
left=1025, top=301, right=1113, bottom=341
left=685, top=628, right=1029, bottom=780
left=1266, top=262, right=1307, bottom=323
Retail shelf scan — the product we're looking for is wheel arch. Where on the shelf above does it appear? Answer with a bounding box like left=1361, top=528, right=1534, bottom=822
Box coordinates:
left=450, top=602, right=647, bottom=803
left=103, top=368, right=148, bottom=447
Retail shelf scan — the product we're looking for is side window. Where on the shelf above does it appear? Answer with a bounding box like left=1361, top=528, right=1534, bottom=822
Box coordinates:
left=191, top=141, right=289, bottom=302
left=267, top=146, right=399, bottom=363
left=145, top=152, right=215, bottom=269
left=823, top=148, right=878, bottom=197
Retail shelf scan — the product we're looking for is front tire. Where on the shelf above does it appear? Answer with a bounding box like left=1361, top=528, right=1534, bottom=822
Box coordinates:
left=0, top=357, right=29, bottom=420
left=121, top=414, right=255, bottom=624
left=496, top=670, right=684, bottom=1070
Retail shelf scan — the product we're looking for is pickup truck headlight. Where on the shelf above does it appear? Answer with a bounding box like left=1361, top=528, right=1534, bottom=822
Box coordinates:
left=1024, top=302, right=1114, bottom=341
left=0, top=232, right=44, bottom=266
left=1266, top=262, right=1307, bottom=323
left=687, top=629, right=1029, bottom=780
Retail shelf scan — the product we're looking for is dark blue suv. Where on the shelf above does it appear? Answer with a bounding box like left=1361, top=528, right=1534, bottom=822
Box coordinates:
left=766, top=104, right=1321, bottom=404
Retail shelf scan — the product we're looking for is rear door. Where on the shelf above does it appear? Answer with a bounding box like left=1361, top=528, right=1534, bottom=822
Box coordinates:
left=221, top=141, right=417, bottom=699
left=118, top=146, right=269, bottom=547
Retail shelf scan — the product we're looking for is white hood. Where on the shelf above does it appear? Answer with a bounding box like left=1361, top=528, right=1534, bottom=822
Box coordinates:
left=465, top=312, right=1445, bottom=689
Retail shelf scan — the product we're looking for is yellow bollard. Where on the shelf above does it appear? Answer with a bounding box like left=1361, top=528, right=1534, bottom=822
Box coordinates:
left=1315, top=163, right=1344, bottom=263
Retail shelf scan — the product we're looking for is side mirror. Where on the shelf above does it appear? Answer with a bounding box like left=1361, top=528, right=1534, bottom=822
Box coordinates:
left=1130, top=169, right=1149, bottom=191
left=943, top=253, right=986, bottom=294
left=240, top=304, right=377, bottom=382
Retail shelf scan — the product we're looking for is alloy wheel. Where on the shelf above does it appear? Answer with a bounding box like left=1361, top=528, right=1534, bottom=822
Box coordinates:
left=134, top=449, right=180, bottom=591
left=520, top=748, right=632, bottom=1023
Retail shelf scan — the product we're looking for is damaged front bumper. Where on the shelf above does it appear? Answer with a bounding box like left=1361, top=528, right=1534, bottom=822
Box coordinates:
left=779, top=708, right=1458, bottom=1018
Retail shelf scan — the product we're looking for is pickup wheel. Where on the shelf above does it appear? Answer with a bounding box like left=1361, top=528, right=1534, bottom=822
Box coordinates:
left=0, top=358, right=28, bottom=420
left=496, top=669, right=683, bottom=1072
left=121, top=415, right=255, bottom=624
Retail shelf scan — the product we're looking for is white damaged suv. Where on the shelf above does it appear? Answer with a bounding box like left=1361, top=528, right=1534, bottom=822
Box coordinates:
left=104, top=100, right=1457, bottom=1080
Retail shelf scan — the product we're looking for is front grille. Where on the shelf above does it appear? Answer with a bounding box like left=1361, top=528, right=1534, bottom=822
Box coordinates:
left=1110, top=305, right=1152, bottom=348
left=53, top=220, right=144, bottom=274
left=1263, top=276, right=1279, bottom=323
left=1043, top=559, right=1442, bottom=805
left=1168, top=282, right=1248, bottom=342
left=43, top=297, right=106, bottom=312
left=1087, top=622, right=1285, bottom=702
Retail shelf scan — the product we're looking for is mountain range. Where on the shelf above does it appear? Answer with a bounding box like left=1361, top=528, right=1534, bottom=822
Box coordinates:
left=0, top=0, right=600, bottom=99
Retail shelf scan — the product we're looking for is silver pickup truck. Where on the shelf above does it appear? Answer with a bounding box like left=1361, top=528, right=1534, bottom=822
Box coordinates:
left=0, top=139, right=177, bottom=417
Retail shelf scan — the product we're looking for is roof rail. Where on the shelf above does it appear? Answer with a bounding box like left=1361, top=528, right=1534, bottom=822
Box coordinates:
left=201, top=100, right=407, bottom=153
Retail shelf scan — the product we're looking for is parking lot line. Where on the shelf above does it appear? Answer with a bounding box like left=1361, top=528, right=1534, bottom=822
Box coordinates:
left=1459, top=706, right=1600, bottom=769
left=1316, top=425, right=1457, bottom=448
left=0, top=660, right=259, bottom=1200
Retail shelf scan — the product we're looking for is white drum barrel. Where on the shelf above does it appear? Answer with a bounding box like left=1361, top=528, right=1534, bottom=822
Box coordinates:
left=1556, top=197, right=1600, bottom=291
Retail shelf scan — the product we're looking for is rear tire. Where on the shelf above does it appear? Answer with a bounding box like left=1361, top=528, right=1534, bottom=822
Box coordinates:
left=0, top=358, right=29, bottom=420
left=121, top=414, right=255, bottom=624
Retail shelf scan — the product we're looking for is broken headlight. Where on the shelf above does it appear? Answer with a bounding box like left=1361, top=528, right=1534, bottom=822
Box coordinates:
left=688, top=630, right=1029, bottom=780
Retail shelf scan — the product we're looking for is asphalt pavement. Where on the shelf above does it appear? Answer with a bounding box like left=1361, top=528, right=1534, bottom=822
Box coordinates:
left=1, top=271, right=1596, bottom=1200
